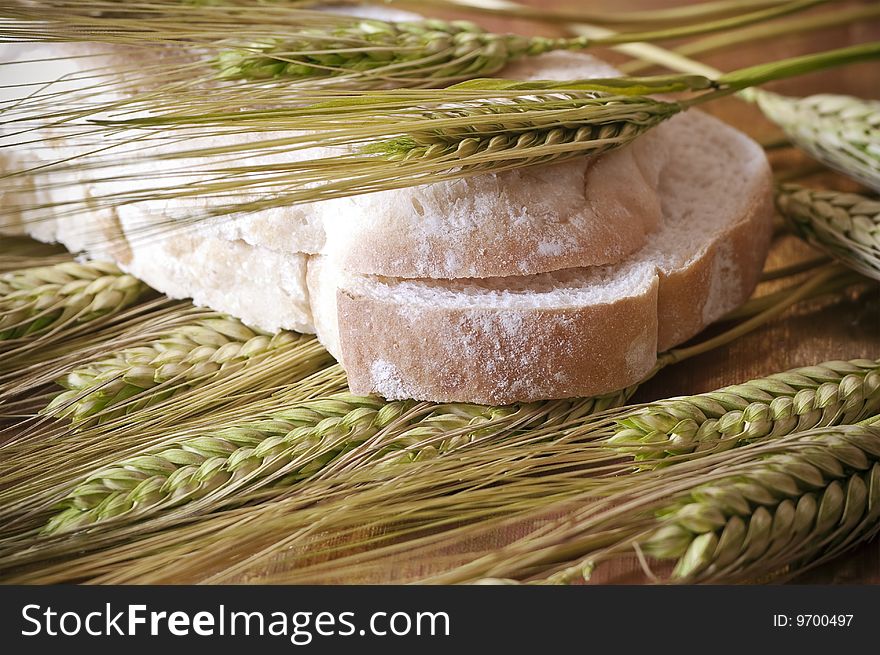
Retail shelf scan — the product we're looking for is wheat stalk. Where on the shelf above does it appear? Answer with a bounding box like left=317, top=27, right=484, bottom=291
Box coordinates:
left=34, top=267, right=860, bottom=536
left=15, top=425, right=880, bottom=585
left=8, top=41, right=874, bottom=229
left=36, top=358, right=876, bottom=582
left=164, top=360, right=880, bottom=584
left=14, top=261, right=840, bottom=543
left=215, top=1, right=823, bottom=88
left=0, top=0, right=828, bottom=147
left=1, top=1, right=825, bottom=37
left=619, top=3, right=880, bottom=75
left=216, top=19, right=589, bottom=87
left=0, top=261, right=149, bottom=344
left=776, top=184, right=880, bottom=281
left=410, top=0, right=817, bottom=27
left=535, top=425, right=880, bottom=585
left=42, top=316, right=328, bottom=422
left=6, top=0, right=808, bottom=23
left=754, top=92, right=880, bottom=192
left=42, top=394, right=546, bottom=533
left=563, top=23, right=880, bottom=195
left=609, top=359, right=880, bottom=464
left=0, top=360, right=352, bottom=533
left=6, top=354, right=876, bottom=581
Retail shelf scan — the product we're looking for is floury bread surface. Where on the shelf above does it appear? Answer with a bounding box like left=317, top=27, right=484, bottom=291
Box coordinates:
left=314, top=112, right=774, bottom=403
left=0, top=18, right=775, bottom=403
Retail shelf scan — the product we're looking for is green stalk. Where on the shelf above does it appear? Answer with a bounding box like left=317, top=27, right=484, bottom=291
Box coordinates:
left=5, top=351, right=878, bottom=582
left=718, top=41, right=880, bottom=91
left=575, top=23, right=880, bottom=193
left=391, top=0, right=816, bottom=27
left=621, top=4, right=880, bottom=75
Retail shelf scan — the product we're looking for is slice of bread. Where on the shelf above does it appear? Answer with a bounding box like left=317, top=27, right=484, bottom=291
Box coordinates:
left=311, top=110, right=773, bottom=403
left=116, top=106, right=772, bottom=404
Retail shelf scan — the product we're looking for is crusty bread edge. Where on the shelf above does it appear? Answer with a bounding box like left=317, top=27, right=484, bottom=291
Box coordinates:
left=335, top=277, right=660, bottom=404
left=657, top=162, right=774, bottom=351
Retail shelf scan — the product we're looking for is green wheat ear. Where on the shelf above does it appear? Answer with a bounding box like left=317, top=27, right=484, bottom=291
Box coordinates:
left=608, top=359, right=880, bottom=464
left=776, top=184, right=880, bottom=281
left=41, top=383, right=637, bottom=535
left=756, top=92, right=880, bottom=192
left=43, top=315, right=332, bottom=422
left=41, top=396, right=522, bottom=533
left=214, top=18, right=585, bottom=86
left=0, top=261, right=149, bottom=342
left=642, top=426, right=880, bottom=582
left=361, top=92, right=681, bottom=171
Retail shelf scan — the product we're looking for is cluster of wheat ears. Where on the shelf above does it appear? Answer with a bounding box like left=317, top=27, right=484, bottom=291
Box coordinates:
left=0, top=0, right=878, bottom=584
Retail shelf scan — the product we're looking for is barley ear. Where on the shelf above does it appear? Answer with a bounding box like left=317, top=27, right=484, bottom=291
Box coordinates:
left=43, top=316, right=330, bottom=422
left=755, top=91, right=880, bottom=192
left=609, top=359, right=880, bottom=463
left=0, top=261, right=149, bottom=344
left=776, top=184, right=880, bottom=281
left=643, top=426, right=880, bottom=582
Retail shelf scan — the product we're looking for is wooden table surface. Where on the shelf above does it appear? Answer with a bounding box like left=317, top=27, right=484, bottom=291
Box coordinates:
left=300, top=0, right=880, bottom=585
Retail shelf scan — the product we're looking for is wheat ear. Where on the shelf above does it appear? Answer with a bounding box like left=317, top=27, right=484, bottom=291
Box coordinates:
left=755, top=92, right=880, bottom=192
left=217, top=18, right=585, bottom=87
left=43, top=395, right=551, bottom=533
left=609, top=359, right=880, bottom=464
left=776, top=184, right=880, bottom=281
left=43, top=316, right=328, bottom=422
left=48, top=359, right=878, bottom=581
left=432, top=425, right=880, bottom=584
left=0, top=261, right=148, bottom=343
left=605, top=426, right=880, bottom=583
left=175, top=358, right=880, bottom=584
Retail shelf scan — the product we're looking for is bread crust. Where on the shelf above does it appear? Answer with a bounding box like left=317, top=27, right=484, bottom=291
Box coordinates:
left=654, top=115, right=775, bottom=351
left=656, top=185, right=774, bottom=351
left=336, top=277, right=660, bottom=404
